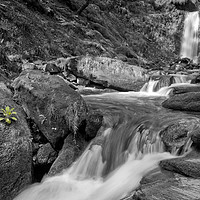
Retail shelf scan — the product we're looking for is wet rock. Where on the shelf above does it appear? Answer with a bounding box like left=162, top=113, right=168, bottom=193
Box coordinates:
left=170, top=84, right=200, bottom=95
left=173, top=0, right=198, bottom=12
left=33, top=143, right=58, bottom=182
left=191, top=129, right=200, bottom=150
left=160, top=150, right=200, bottom=179
left=160, top=118, right=200, bottom=154
left=85, top=110, right=103, bottom=140
left=162, top=92, right=200, bottom=112
left=131, top=168, right=200, bottom=200
left=65, top=56, right=146, bottom=91
left=48, top=134, right=87, bottom=176
left=191, top=74, right=200, bottom=84
left=45, top=63, right=61, bottom=75
left=12, top=70, right=88, bottom=150
left=36, top=143, right=57, bottom=165
left=0, top=83, right=32, bottom=200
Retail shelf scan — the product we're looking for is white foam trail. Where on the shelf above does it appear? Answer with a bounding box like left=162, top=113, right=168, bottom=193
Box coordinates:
left=140, top=80, right=158, bottom=93
left=180, top=11, right=199, bottom=63
left=87, top=152, right=174, bottom=200
left=14, top=153, right=174, bottom=200
left=14, top=174, right=102, bottom=200
left=68, top=145, right=105, bottom=179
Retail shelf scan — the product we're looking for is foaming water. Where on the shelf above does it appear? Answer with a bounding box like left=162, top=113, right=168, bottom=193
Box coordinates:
left=140, top=75, right=189, bottom=95
left=180, top=11, right=199, bottom=63
left=14, top=84, right=199, bottom=200
left=14, top=152, right=174, bottom=200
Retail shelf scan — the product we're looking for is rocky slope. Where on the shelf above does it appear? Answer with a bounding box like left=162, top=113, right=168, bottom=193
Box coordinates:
left=0, top=0, right=184, bottom=74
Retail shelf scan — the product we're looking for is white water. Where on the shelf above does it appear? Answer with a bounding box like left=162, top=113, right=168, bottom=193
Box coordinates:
left=180, top=11, right=199, bottom=63
left=15, top=121, right=171, bottom=200
left=14, top=152, right=174, bottom=200
left=140, top=74, right=189, bottom=95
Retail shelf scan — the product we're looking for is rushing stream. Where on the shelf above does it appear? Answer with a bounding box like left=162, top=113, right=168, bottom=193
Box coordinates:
left=14, top=77, right=199, bottom=200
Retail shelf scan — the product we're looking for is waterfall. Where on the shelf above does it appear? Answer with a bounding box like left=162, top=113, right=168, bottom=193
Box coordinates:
left=140, top=74, right=189, bottom=95
left=180, top=11, right=199, bottom=63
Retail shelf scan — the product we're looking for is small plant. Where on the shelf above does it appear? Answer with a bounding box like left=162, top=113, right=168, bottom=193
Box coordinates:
left=0, top=106, right=17, bottom=124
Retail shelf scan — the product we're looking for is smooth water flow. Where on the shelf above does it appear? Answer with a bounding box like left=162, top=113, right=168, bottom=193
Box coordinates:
left=14, top=81, right=199, bottom=200
left=180, top=11, right=199, bottom=63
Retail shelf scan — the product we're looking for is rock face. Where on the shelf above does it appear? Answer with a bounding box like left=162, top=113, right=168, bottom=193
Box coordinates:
left=173, top=0, right=198, bottom=12
left=84, top=110, right=103, bottom=140
left=65, top=56, right=147, bottom=91
left=191, top=129, right=200, bottom=150
left=170, top=84, right=200, bottom=95
left=12, top=70, right=88, bottom=150
left=0, top=83, right=32, bottom=200
left=131, top=168, right=200, bottom=200
left=160, top=118, right=200, bottom=154
left=33, top=142, right=58, bottom=182
left=48, top=134, right=87, bottom=176
left=160, top=151, right=200, bottom=179
left=162, top=92, right=200, bottom=112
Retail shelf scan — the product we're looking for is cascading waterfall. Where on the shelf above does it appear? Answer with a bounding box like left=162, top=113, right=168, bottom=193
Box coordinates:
left=140, top=74, right=189, bottom=95
left=14, top=81, right=197, bottom=200
left=180, top=11, right=199, bottom=63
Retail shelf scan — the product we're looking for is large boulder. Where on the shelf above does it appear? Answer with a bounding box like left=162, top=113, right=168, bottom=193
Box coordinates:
left=0, top=83, right=32, bottom=200
left=160, top=150, right=200, bottom=178
left=33, top=143, right=58, bottom=182
left=12, top=70, right=88, bottom=150
left=131, top=168, right=200, bottom=200
left=170, top=84, right=200, bottom=95
left=162, top=92, right=200, bottom=112
left=84, top=110, right=103, bottom=141
left=48, top=133, right=87, bottom=176
left=159, top=118, right=200, bottom=154
left=64, top=56, right=147, bottom=91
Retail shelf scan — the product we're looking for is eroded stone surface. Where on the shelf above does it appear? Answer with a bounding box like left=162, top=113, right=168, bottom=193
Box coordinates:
left=0, top=83, right=32, bottom=200
left=130, top=167, right=200, bottom=200
left=162, top=92, right=200, bottom=112
left=12, top=70, right=88, bottom=150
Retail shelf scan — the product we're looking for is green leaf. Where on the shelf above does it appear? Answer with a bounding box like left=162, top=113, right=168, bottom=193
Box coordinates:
left=5, top=106, right=10, bottom=112
left=11, top=112, right=17, bottom=115
left=5, top=118, right=11, bottom=124
left=11, top=117, right=17, bottom=121
left=0, top=117, right=4, bottom=121
left=1, top=109, right=6, bottom=114
left=10, top=108, right=15, bottom=111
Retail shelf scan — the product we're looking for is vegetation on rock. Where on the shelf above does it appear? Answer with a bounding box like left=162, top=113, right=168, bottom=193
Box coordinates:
left=0, top=106, right=17, bottom=124
left=0, top=0, right=185, bottom=73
